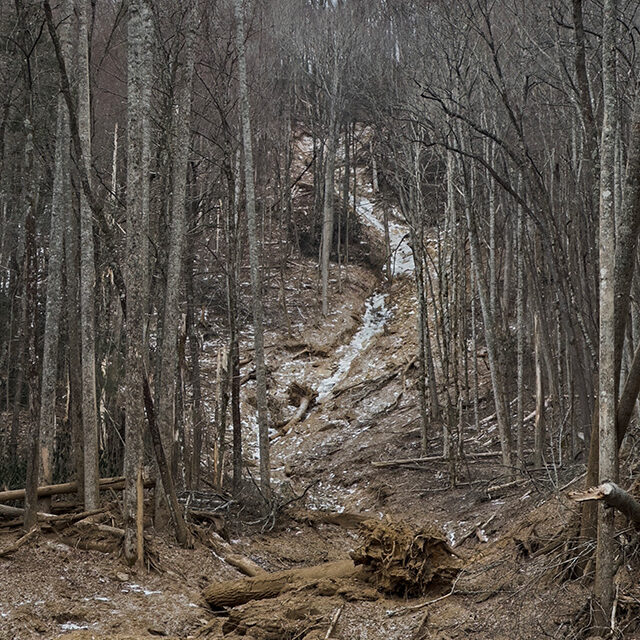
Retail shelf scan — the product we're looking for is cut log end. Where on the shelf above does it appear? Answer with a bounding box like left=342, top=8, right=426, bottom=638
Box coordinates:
left=570, top=482, right=640, bottom=527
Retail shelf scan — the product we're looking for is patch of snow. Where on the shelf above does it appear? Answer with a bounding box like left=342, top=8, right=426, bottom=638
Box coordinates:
left=124, top=583, right=162, bottom=596
left=358, top=197, right=384, bottom=233
left=60, top=623, right=89, bottom=631
left=356, top=198, right=414, bottom=276
left=316, top=292, right=392, bottom=399
left=388, top=221, right=414, bottom=275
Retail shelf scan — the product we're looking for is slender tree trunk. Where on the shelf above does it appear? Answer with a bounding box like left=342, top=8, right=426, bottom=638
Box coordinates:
left=533, top=315, right=545, bottom=468
left=22, top=115, right=41, bottom=531
left=186, top=174, right=203, bottom=489
left=320, top=44, right=339, bottom=317
left=233, top=0, right=270, bottom=497
left=77, top=0, right=99, bottom=510
left=412, top=234, right=429, bottom=455
left=595, top=0, right=618, bottom=628
left=227, top=151, right=242, bottom=495
left=515, top=196, right=525, bottom=468
left=463, top=168, right=513, bottom=471
left=39, top=93, right=70, bottom=498
left=157, top=0, right=196, bottom=508
left=123, top=0, right=152, bottom=565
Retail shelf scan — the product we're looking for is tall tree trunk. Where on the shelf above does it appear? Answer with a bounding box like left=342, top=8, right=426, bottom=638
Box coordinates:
left=39, top=75, right=71, bottom=501
left=123, top=0, right=152, bottom=565
left=233, top=0, right=270, bottom=498
left=515, top=195, right=525, bottom=468
left=595, top=0, right=618, bottom=628
left=77, top=0, right=99, bottom=510
left=533, top=315, right=545, bottom=468
left=463, top=167, right=513, bottom=471
left=226, top=154, right=242, bottom=495
left=157, top=0, right=196, bottom=511
left=22, top=114, right=41, bottom=531
left=186, top=173, right=204, bottom=490
left=65, top=179, right=84, bottom=502
left=320, top=45, right=339, bottom=317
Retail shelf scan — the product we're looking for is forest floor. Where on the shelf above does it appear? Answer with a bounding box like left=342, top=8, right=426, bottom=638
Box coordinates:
left=2, top=136, right=640, bottom=639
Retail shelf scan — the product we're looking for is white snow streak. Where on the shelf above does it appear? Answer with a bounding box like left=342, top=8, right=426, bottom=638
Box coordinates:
left=316, top=292, right=391, bottom=399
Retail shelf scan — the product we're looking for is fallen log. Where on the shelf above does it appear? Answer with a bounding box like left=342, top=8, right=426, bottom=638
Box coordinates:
left=0, top=477, right=155, bottom=504
left=208, top=531, right=265, bottom=577
left=0, top=504, right=107, bottom=523
left=569, top=482, right=640, bottom=527
left=0, top=527, right=39, bottom=557
left=276, top=382, right=317, bottom=436
left=203, top=559, right=363, bottom=609
left=0, top=504, right=53, bottom=518
left=486, top=479, right=525, bottom=496
left=76, top=520, right=125, bottom=538
left=290, top=509, right=373, bottom=529
left=372, top=450, right=534, bottom=468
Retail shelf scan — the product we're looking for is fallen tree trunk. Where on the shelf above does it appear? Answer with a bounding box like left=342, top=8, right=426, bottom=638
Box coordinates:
left=570, top=482, right=640, bottom=527
left=0, top=504, right=53, bottom=518
left=208, top=531, right=266, bottom=577
left=203, top=559, right=362, bottom=609
left=290, top=509, right=372, bottom=529
left=275, top=382, right=317, bottom=437
left=0, top=527, right=39, bottom=557
left=0, top=477, right=155, bottom=504
left=372, top=450, right=535, bottom=468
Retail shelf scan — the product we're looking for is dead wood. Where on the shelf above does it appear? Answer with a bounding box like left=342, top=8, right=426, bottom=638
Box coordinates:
left=0, top=504, right=53, bottom=519
left=290, top=509, right=373, bottom=529
left=57, top=536, right=119, bottom=553
left=372, top=450, right=533, bottom=468
left=208, top=531, right=265, bottom=577
left=203, top=559, right=362, bottom=609
left=75, top=520, right=125, bottom=537
left=486, top=479, right=526, bottom=496
left=324, top=605, right=343, bottom=639
left=143, top=374, right=193, bottom=548
left=282, top=339, right=330, bottom=358
left=332, top=370, right=399, bottom=400
left=275, top=382, right=317, bottom=436
left=569, top=481, right=640, bottom=527
left=0, top=526, right=39, bottom=557
left=0, top=477, right=154, bottom=504
left=454, top=514, right=496, bottom=548
left=351, top=518, right=461, bottom=597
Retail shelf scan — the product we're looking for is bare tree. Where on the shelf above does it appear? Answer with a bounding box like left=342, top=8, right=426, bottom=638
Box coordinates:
left=123, top=0, right=153, bottom=565
left=232, top=0, right=270, bottom=497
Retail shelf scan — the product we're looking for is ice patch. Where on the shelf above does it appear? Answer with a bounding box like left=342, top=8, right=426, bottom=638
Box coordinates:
left=357, top=198, right=414, bottom=276
left=124, top=583, right=162, bottom=596
left=316, top=292, right=391, bottom=399
left=60, top=623, right=89, bottom=631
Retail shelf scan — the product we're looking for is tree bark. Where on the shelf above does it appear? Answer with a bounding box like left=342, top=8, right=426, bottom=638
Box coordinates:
left=77, top=0, right=100, bottom=512
left=123, top=0, right=152, bottom=565
left=157, top=0, right=196, bottom=508
left=572, top=482, right=640, bottom=528
left=203, top=560, right=361, bottom=609
left=233, top=0, right=270, bottom=498
left=320, top=40, right=339, bottom=317
left=595, top=0, right=618, bottom=628
left=39, top=0, right=72, bottom=503
left=533, top=315, right=545, bottom=468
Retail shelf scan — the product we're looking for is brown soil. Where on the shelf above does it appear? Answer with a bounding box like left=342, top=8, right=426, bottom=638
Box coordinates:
left=4, top=134, right=640, bottom=639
